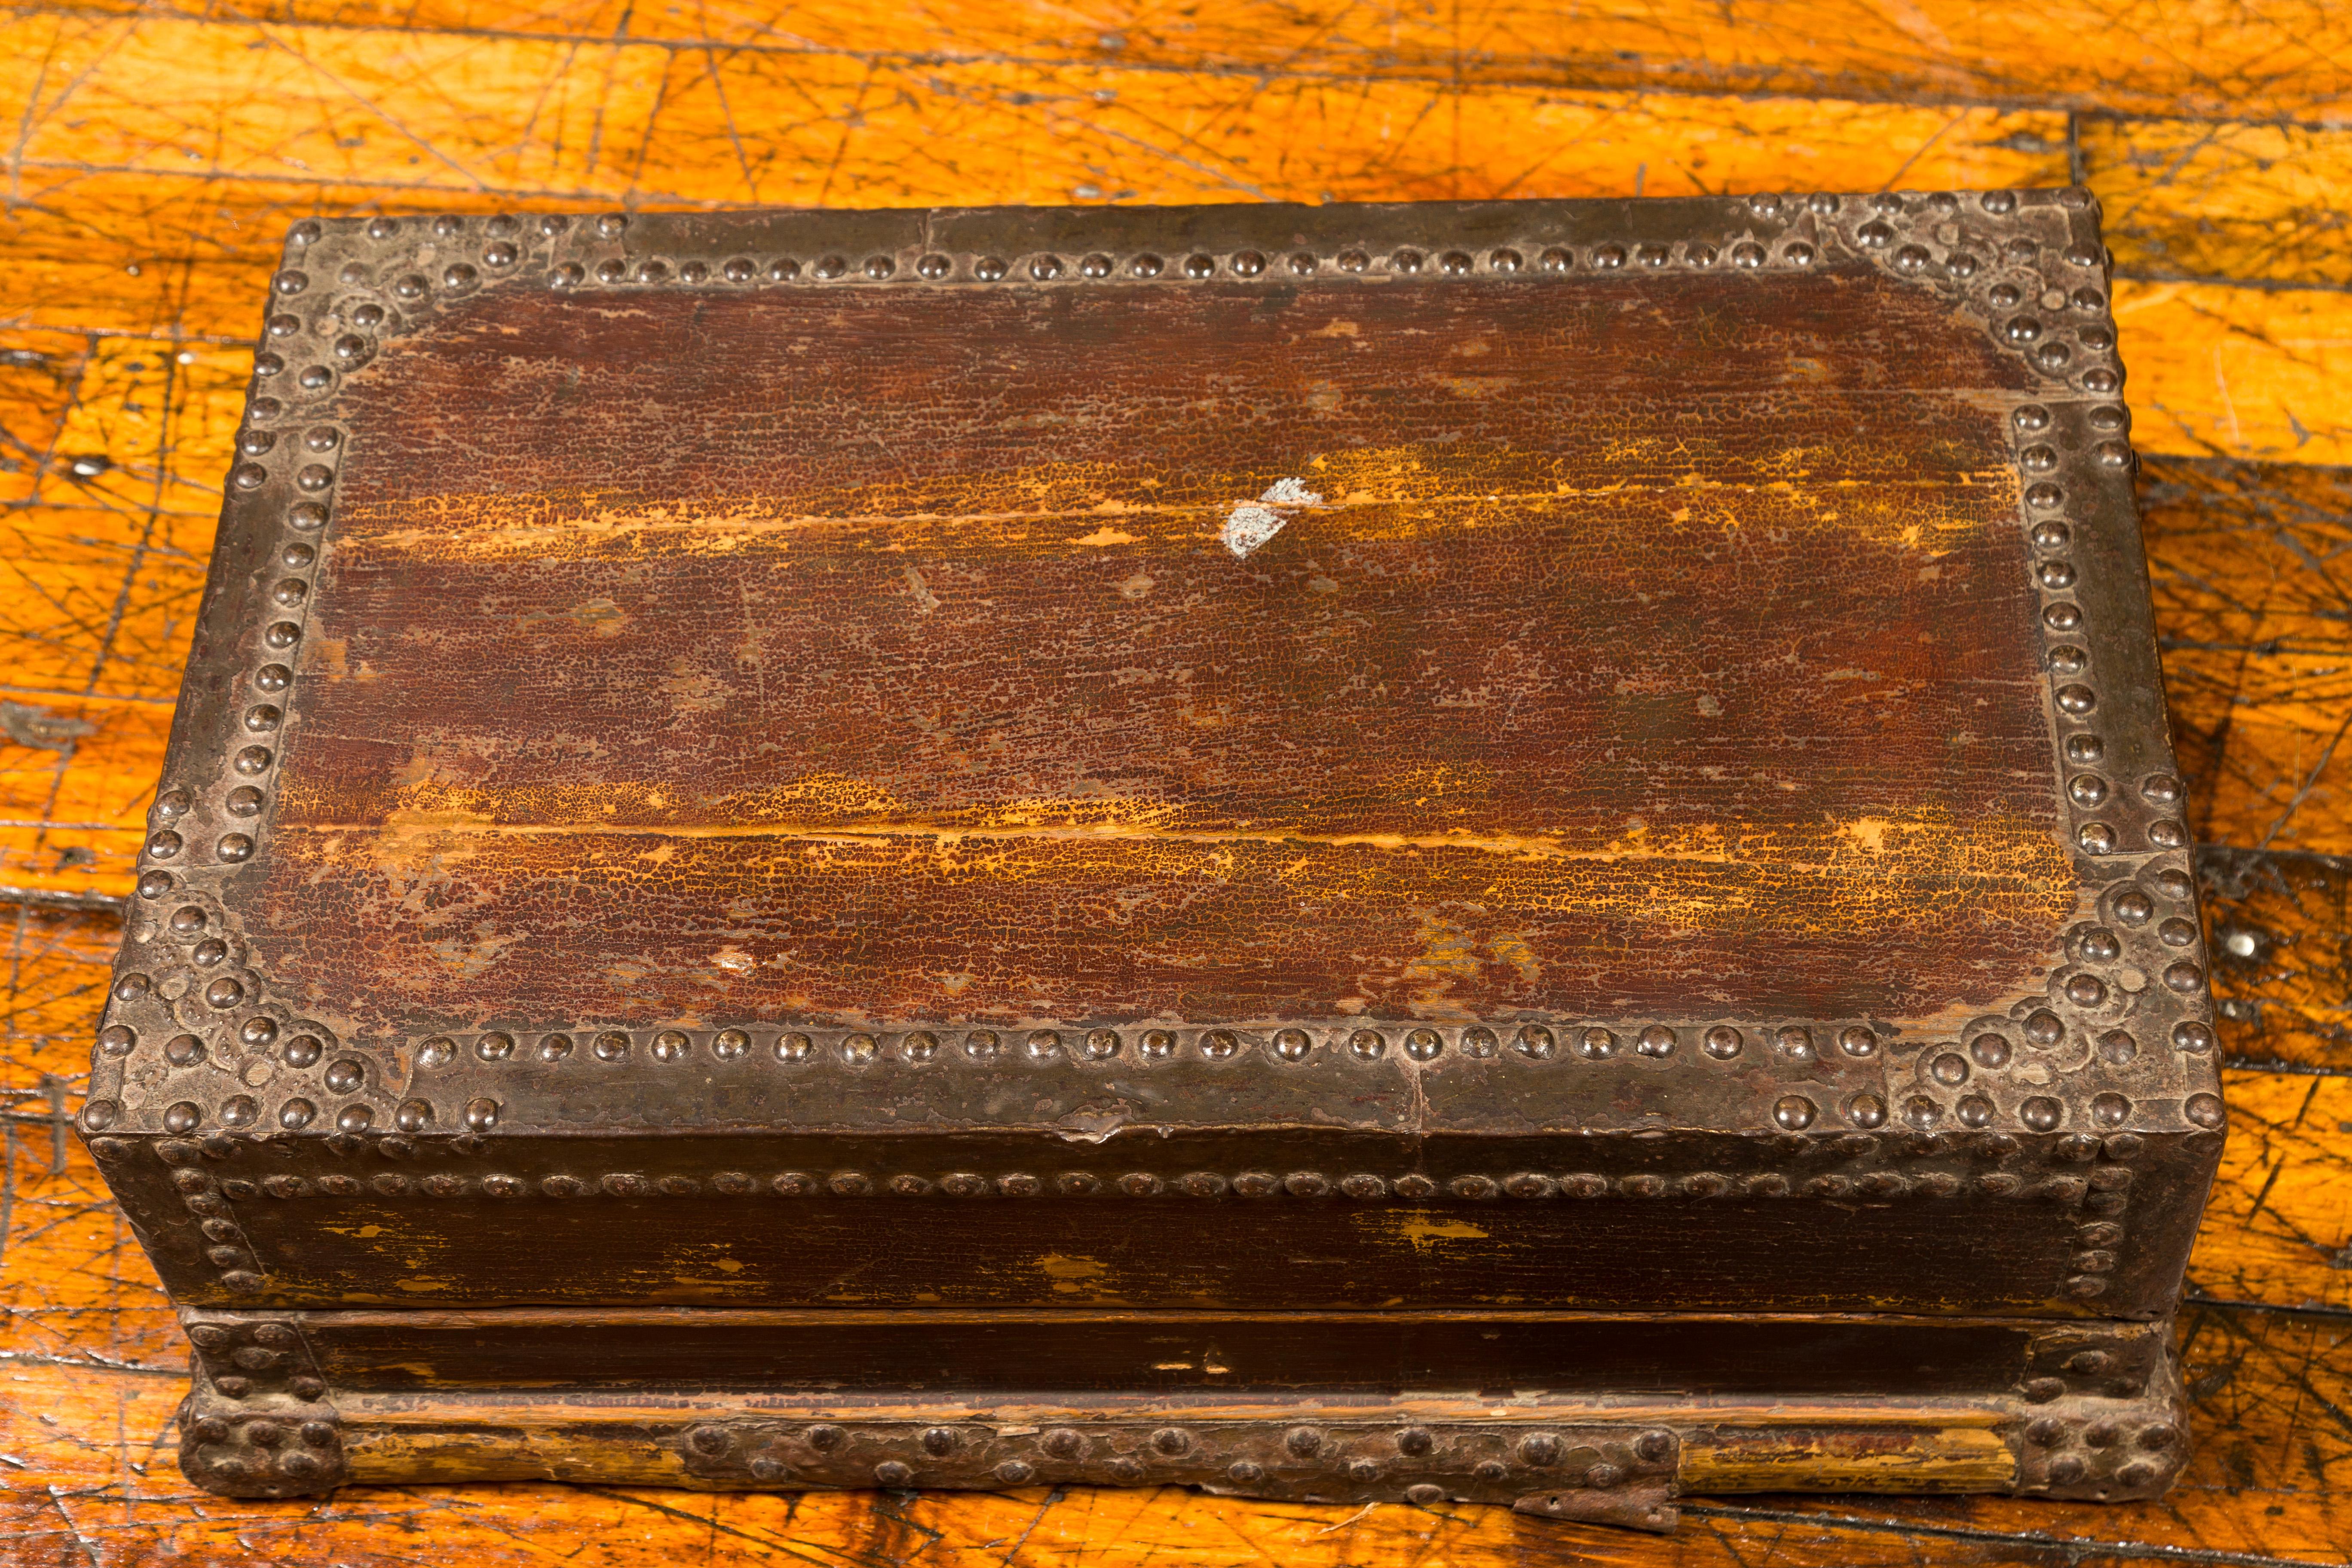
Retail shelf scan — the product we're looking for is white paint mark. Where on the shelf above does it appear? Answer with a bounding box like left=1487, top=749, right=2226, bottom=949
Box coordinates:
left=1221, top=477, right=1323, bottom=558
left=1221, top=505, right=1288, bottom=557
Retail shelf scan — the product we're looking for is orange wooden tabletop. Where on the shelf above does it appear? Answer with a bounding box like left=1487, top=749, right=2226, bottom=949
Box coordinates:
left=3, top=3, right=2350, bottom=1563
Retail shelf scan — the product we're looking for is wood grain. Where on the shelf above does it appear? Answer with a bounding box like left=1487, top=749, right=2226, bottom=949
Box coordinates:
left=2145, top=457, right=2352, bottom=861
left=2199, top=847, right=2352, bottom=1073
left=81, top=0, right=2352, bottom=120
left=2088, top=117, right=2352, bottom=288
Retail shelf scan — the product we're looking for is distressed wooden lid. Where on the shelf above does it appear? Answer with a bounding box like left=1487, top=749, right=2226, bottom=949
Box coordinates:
left=83, top=196, right=2224, bottom=1319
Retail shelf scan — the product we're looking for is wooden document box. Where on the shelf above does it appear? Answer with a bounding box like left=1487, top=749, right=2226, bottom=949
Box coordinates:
left=83, top=193, right=2225, bottom=1527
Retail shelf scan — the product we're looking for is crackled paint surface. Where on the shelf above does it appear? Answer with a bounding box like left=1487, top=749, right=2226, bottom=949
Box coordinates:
left=253, top=273, right=2070, bottom=1030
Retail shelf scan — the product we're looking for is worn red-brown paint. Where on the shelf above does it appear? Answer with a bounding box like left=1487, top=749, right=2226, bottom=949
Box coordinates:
left=273, top=273, right=2064, bottom=1033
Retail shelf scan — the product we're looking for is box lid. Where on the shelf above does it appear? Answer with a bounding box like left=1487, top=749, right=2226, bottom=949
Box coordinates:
left=84, top=195, right=2224, bottom=1318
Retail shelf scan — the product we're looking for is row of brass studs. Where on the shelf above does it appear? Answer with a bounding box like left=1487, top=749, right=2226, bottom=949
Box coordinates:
left=2012, top=401, right=2195, bottom=864
left=548, top=236, right=1827, bottom=291
left=129, top=398, right=338, bottom=900
left=413, top=1020, right=1882, bottom=1068
left=226, top=1164, right=2128, bottom=1203
left=675, top=1419, right=1670, bottom=1493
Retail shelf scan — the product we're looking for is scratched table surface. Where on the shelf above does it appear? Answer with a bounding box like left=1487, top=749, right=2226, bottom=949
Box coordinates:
left=4, top=1, right=2352, bottom=1563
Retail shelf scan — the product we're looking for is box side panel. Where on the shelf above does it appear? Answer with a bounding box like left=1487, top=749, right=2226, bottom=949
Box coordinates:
left=190, top=1305, right=2164, bottom=1401
left=98, top=1125, right=2207, bottom=1317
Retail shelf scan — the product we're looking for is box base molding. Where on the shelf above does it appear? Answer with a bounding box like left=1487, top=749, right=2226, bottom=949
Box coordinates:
left=175, top=1350, right=2189, bottom=1529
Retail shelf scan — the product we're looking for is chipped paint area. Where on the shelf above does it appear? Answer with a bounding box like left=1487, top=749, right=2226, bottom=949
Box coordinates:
left=1221, top=478, right=1323, bottom=558
left=1380, top=1216, right=1492, bottom=1250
